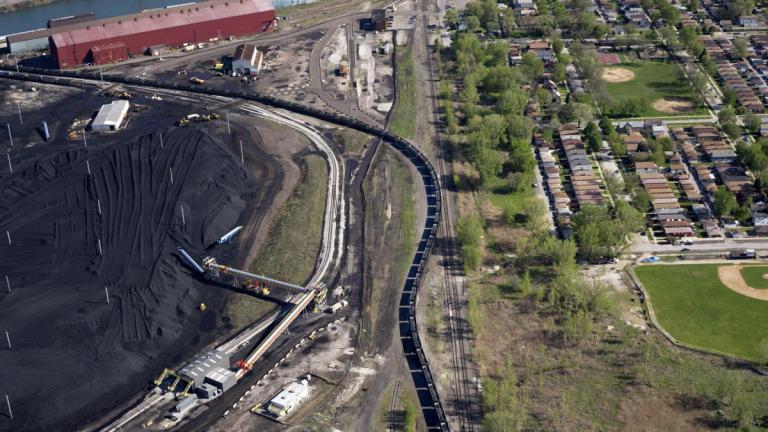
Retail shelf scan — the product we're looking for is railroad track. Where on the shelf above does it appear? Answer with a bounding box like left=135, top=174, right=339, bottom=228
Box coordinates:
left=389, top=378, right=402, bottom=432
left=419, top=0, right=476, bottom=429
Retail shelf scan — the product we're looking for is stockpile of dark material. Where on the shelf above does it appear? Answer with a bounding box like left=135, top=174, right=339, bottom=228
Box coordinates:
left=0, top=121, right=267, bottom=431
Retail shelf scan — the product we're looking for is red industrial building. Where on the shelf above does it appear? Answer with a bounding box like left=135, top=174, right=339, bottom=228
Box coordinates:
left=50, top=0, right=275, bottom=69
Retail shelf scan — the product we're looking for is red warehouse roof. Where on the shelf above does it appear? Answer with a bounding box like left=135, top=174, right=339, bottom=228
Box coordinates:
left=51, top=0, right=275, bottom=68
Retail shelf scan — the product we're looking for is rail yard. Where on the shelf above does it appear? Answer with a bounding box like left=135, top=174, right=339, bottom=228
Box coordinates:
left=0, top=0, right=459, bottom=430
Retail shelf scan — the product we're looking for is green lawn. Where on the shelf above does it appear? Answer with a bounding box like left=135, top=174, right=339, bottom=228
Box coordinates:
left=604, top=61, right=708, bottom=118
left=635, top=264, right=768, bottom=361
left=740, top=265, right=768, bottom=289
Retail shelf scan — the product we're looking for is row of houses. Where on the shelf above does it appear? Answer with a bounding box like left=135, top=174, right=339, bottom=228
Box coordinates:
left=701, top=35, right=765, bottom=113
left=688, top=125, right=737, bottom=163
left=617, top=0, right=652, bottom=28
left=636, top=161, right=695, bottom=238
left=559, top=126, right=605, bottom=209
left=535, top=134, right=571, bottom=218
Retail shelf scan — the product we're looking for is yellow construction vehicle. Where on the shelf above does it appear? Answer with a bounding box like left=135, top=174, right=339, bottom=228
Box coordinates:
left=308, top=330, right=317, bottom=340
left=68, top=130, right=79, bottom=140
left=189, top=77, right=205, bottom=85
left=199, top=303, right=207, bottom=312
left=154, top=368, right=174, bottom=386
left=176, top=118, right=190, bottom=127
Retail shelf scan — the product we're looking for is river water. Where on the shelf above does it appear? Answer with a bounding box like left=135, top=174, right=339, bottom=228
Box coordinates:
left=0, top=0, right=316, bottom=36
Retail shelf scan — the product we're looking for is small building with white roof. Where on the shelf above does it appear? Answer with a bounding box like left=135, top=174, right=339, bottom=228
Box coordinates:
left=91, top=100, right=129, bottom=132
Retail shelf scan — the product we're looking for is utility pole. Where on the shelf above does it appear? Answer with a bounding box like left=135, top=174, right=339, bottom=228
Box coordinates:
left=5, top=331, right=10, bottom=350
left=4, top=394, right=11, bottom=421
left=6, top=123, right=13, bottom=148
left=6, top=152, right=12, bottom=174
left=181, top=205, right=186, bottom=226
left=16, top=102, right=22, bottom=125
left=159, top=134, right=164, bottom=149
left=169, top=167, right=174, bottom=184
left=105, top=286, right=110, bottom=304
left=82, top=130, right=87, bottom=147
left=5, top=230, right=10, bottom=245
left=97, top=199, right=102, bottom=215
left=240, top=140, right=244, bottom=164
left=5, top=275, right=9, bottom=293
left=86, top=160, right=91, bottom=175
left=227, top=112, right=231, bottom=135
left=97, top=239, right=103, bottom=256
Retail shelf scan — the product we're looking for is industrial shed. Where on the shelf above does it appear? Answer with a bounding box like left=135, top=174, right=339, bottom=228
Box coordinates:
left=203, top=367, right=237, bottom=392
left=179, top=349, right=229, bottom=387
left=50, top=0, right=276, bottom=68
left=91, top=100, right=130, bottom=132
left=6, top=29, right=52, bottom=53
left=232, top=43, right=263, bottom=74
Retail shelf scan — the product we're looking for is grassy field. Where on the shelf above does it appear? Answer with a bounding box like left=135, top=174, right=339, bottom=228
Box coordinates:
left=225, top=154, right=327, bottom=331
left=740, top=265, right=768, bottom=289
left=389, top=45, right=417, bottom=139
left=635, top=264, right=768, bottom=360
left=249, top=154, right=328, bottom=284
left=604, top=61, right=708, bottom=117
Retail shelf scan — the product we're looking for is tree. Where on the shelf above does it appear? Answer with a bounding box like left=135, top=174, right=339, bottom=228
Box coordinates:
left=733, top=36, right=748, bottom=59
left=559, top=102, right=594, bottom=126
left=520, top=51, right=544, bottom=81
left=745, top=112, right=762, bottom=134
left=497, top=89, right=529, bottom=116
left=722, top=87, right=737, bottom=107
left=552, top=36, right=564, bottom=55
left=466, top=15, right=481, bottom=32
left=615, top=200, right=646, bottom=233
left=718, top=105, right=740, bottom=139
left=660, top=2, right=681, bottom=26
left=457, top=215, right=484, bottom=269
left=553, top=62, right=566, bottom=83
left=583, top=121, right=603, bottom=153
left=519, top=270, right=532, bottom=297
left=572, top=206, right=628, bottom=261
left=500, top=9, right=516, bottom=36
left=714, top=186, right=738, bottom=218
left=632, top=189, right=651, bottom=213
left=724, top=0, right=755, bottom=20
left=403, top=400, right=417, bottom=432
left=444, top=9, right=460, bottom=28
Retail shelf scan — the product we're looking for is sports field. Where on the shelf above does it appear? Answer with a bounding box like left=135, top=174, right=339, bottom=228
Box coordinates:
left=635, top=264, right=768, bottom=361
left=740, top=265, right=768, bottom=289
left=602, top=61, right=708, bottom=117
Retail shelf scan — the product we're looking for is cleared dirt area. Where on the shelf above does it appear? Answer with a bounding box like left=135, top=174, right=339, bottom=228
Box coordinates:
left=717, top=265, right=768, bottom=301
left=652, top=97, right=695, bottom=114
left=602, top=67, right=635, bottom=83
left=0, top=82, right=299, bottom=432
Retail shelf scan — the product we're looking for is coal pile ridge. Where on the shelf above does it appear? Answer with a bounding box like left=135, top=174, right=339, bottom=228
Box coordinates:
left=0, top=119, right=274, bottom=431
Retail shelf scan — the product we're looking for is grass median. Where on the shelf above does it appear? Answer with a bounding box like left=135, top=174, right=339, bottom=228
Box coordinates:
left=389, top=45, right=417, bottom=139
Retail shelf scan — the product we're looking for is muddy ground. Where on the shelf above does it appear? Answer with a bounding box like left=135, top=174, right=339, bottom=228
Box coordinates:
left=0, top=81, right=306, bottom=432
